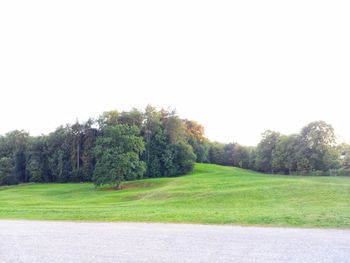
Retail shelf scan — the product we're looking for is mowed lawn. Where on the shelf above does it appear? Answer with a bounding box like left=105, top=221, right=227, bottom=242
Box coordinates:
left=0, top=163, right=349, bottom=228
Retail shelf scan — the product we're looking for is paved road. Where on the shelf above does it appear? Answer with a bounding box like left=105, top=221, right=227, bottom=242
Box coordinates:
left=0, top=220, right=349, bottom=263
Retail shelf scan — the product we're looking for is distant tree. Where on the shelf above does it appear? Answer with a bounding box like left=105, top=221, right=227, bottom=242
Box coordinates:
left=183, top=120, right=206, bottom=142
left=118, top=108, right=144, bottom=128
left=159, top=146, right=174, bottom=177
left=338, top=143, right=350, bottom=169
left=46, top=126, right=73, bottom=182
left=208, top=143, right=225, bottom=165
left=0, top=106, right=202, bottom=186
left=168, top=142, right=196, bottom=176
left=92, top=125, right=146, bottom=188
left=161, top=108, right=186, bottom=144
left=81, top=119, right=98, bottom=181
left=0, top=157, right=16, bottom=185
left=233, top=144, right=250, bottom=168
left=142, top=105, right=166, bottom=177
left=1, top=104, right=346, bottom=187
left=26, top=136, right=50, bottom=182
left=14, top=151, right=27, bottom=182
left=70, top=121, right=84, bottom=181
left=272, top=135, right=299, bottom=174
left=97, top=110, right=119, bottom=128
left=255, top=131, right=281, bottom=173
left=248, top=147, right=257, bottom=170
left=142, top=105, right=196, bottom=177
left=184, top=120, right=209, bottom=163
left=27, top=160, right=43, bottom=182
left=223, top=143, right=236, bottom=166
left=4, top=130, right=30, bottom=182
left=297, top=121, right=338, bottom=171
left=0, top=136, right=12, bottom=157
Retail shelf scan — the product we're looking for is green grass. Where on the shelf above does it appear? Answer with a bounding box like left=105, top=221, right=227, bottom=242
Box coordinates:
left=0, top=163, right=350, bottom=228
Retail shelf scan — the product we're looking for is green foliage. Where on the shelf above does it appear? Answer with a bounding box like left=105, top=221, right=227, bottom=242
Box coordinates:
left=272, top=135, right=299, bottom=174
left=255, top=131, right=281, bottom=173
left=206, top=121, right=342, bottom=176
left=14, top=151, right=27, bottom=182
left=142, top=105, right=166, bottom=177
left=118, top=108, right=144, bottom=128
left=26, top=136, right=50, bottom=182
left=0, top=131, right=29, bottom=182
left=70, top=121, right=83, bottom=182
left=92, top=125, right=146, bottom=187
left=0, top=106, right=196, bottom=186
left=232, top=144, right=250, bottom=168
left=184, top=120, right=209, bottom=163
left=208, top=143, right=225, bottom=165
left=142, top=105, right=196, bottom=178
left=97, top=110, right=119, bottom=128
left=81, top=119, right=98, bottom=181
left=223, top=143, right=235, bottom=166
left=0, top=106, right=346, bottom=187
left=161, top=108, right=186, bottom=144
left=192, top=142, right=210, bottom=163
left=27, top=160, right=43, bottom=182
left=297, top=121, right=338, bottom=171
left=0, top=157, right=17, bottom=185
left=46, top=126, right=73, bottom=182
left=339, top=143, right=350, bottom=169
left=168, top=142, right=196, bottom=176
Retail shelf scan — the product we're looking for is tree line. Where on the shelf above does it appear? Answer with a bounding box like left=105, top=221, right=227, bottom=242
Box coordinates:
left=0, top=106, right=349, bottom=187
left=206, top=121, right=350, bottom=176
left=0, top=106, right=200, bottom=187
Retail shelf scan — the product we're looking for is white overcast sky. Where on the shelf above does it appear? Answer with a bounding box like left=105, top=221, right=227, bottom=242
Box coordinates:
left=0, top=0, right=349, bottom=145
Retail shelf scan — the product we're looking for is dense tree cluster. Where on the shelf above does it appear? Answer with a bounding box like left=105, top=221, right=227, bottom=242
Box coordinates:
left=207, top=121, right=349, bottom=176
left=0, top=108, right=349, bottom=187
left=0, top=106, right=198, bottom=187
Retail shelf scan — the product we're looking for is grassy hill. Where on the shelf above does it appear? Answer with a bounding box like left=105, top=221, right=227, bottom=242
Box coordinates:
left=0, top=163, right=349, bottom=228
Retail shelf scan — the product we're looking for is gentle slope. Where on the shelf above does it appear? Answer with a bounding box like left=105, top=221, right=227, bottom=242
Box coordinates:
left=0, top=163, right=349, bottom=227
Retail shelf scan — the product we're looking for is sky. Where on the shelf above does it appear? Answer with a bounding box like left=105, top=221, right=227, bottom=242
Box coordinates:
left=0, top=0, right=349, bottom=146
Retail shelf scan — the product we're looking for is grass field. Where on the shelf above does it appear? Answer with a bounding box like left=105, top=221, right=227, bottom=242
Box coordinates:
left=0, top=163, right=349, bottom=228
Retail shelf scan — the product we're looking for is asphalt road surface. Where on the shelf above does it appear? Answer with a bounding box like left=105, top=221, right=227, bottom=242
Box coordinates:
left=0, top=220, right=349, bottom=263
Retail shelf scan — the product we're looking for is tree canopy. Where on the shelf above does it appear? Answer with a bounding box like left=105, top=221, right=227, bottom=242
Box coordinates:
left=93, top=125, right=145, bottom=187
left=0, top=106, right=348, bottom=187
left=0, top=106, right=199, bottom=187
